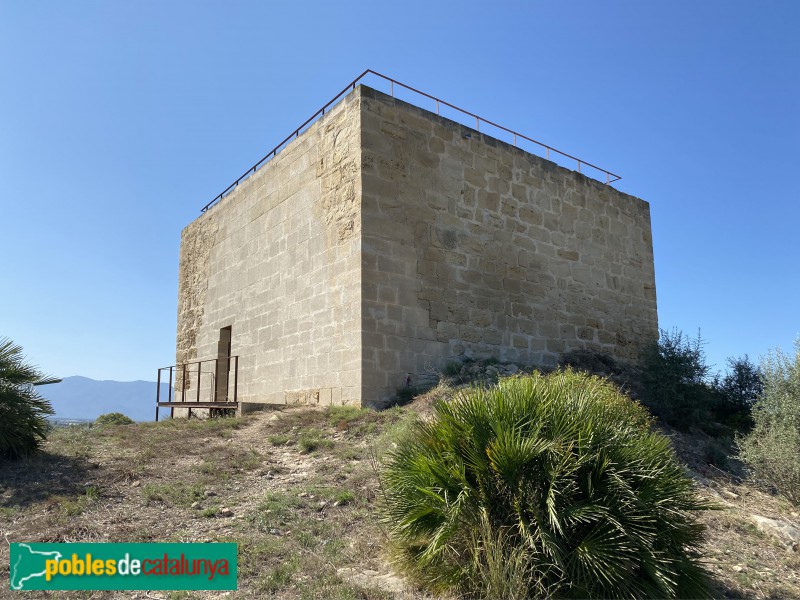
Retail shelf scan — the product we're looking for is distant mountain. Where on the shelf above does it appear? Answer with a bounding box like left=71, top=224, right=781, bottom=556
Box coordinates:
left=39, top=376, right=169, bottom=422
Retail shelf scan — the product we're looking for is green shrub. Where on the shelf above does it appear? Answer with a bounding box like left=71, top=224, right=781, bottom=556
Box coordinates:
left=298, top=436, right=318, bottom=453
left=333, top=490, right=355, bottom=505
left=709, top=355, right=761, bottom=432
left=298, top=429, right=333, bottom=453
left=326, top=405, right=364, bottom=426
left=703, top=438, right=731, bottom=469
left=716, top=355, right=763, bottom=407
left=639, top=329, right=754, bottom=439
left=738, top=339, right=800, bottom=505
left=95, top=412, right=135, bottom=426
left=57, top=485, right=100, bottom=517
left=640, top=328, right=717, bottom=431
left=380, top=370, right=711, bottom=599
left=443, top=361, right=461, bottom=377
left=141, top=482, right=204, bottom=507
left=268, top=434, right=290, bottom=446
left=0, top=338, right=60, bottom=459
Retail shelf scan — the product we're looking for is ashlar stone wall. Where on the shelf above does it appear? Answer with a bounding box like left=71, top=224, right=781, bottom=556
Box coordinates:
left=359, top=87, right=657, bottom=405
left=176, top=91, right=363, bottom=407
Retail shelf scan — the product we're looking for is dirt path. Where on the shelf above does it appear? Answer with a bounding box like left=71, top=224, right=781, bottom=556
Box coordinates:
left=0, top=406, right=423, bottom=599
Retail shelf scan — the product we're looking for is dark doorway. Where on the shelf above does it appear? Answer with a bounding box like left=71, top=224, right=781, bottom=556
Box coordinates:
left=215, top=326, right=232, bottom=402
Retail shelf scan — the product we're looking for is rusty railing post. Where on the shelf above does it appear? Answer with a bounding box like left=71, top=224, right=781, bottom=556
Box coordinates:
left=155, top=368, right=161, bottom=422
left=215, top=358, right=219, bottom=403
left=197, top=362, right=202, bottom=403
left=181, top=364, right=187, bottom=403
left=234, top=356, right=239, bottom=404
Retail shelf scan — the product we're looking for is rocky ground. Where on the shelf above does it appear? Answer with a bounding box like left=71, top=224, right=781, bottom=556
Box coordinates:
left=1, top=389, right=799, bottom=599
left=666, top=424, right=800, bottom=599
left=0, top=406, right=424, bottom=599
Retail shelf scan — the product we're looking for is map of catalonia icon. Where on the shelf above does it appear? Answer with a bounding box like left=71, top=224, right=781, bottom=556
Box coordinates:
left=10, top=543, right=63, bottom=590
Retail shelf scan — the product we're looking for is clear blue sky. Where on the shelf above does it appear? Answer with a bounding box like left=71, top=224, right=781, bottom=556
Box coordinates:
left=1, top=1, right=797, bottom=382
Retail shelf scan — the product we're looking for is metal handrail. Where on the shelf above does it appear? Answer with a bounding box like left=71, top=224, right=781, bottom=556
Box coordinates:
left=155, top=355, right=239, bottom=421
left=199, top=69, right=621, bottom=213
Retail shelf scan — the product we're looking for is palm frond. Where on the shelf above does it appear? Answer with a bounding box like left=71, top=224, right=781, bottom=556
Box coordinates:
left=378, top=369, right=712, bottom=598
left=0, top=337, right=60, bottom=459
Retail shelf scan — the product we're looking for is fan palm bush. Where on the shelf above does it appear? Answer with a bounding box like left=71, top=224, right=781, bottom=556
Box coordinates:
left=380, top=370, right=711, bottom=599
left=0, top=337, right=60, bottom=458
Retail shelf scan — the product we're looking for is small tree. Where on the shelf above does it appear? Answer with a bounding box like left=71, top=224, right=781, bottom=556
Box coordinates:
left=738, top=339, right=800, bottom=505
left=640, top=328, right=715, bottom=431
left=0, top=338, right=60, bottom=459
left=717, top=355, right=763, bottom=407
left=706, top=355, right=762, bottom=433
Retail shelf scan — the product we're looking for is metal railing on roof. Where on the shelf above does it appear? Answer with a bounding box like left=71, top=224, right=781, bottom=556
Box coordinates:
left=200, top=69, right=621, bottom=213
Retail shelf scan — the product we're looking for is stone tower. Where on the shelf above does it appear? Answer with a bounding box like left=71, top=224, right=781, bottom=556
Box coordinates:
left=176, top=85, right=657, bottom=409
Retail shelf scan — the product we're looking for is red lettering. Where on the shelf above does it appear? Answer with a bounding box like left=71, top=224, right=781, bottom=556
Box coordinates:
left=142, top=559, right=159, bottom=575
left=169, top=558, right=181, bottom=575
left=215, top=559, right=229, bottom=577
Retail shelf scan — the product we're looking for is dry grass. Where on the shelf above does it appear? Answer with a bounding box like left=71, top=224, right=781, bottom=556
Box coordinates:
left=0, top=402, right=798, bottom=599
left=657, top=422, right=800, bottom=599
left=0, top=406, right=421, bottom=599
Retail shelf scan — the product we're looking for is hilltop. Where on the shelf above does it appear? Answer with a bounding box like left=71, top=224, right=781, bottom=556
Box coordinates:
left=1, top=399, right=798, bottom=599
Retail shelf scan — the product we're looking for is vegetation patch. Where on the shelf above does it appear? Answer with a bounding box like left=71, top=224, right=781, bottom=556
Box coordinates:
left=94, top=412, right=135, bottom=427
left=3, top=391, right=798, bottom=598
left=141, top=482, right=204, bottom=508
left=0, top=337, right=60, bottom=458
left=268, top=433, right=291, bottom=446
left=738, top=338, right=800, bottom=505
left=47, top=485, right=100, bottom=520
left=380, top=370, right=713, bottom=599
left=298, top=429, right=335, bottom=453
left=327, top=405, right=365, bottom=427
